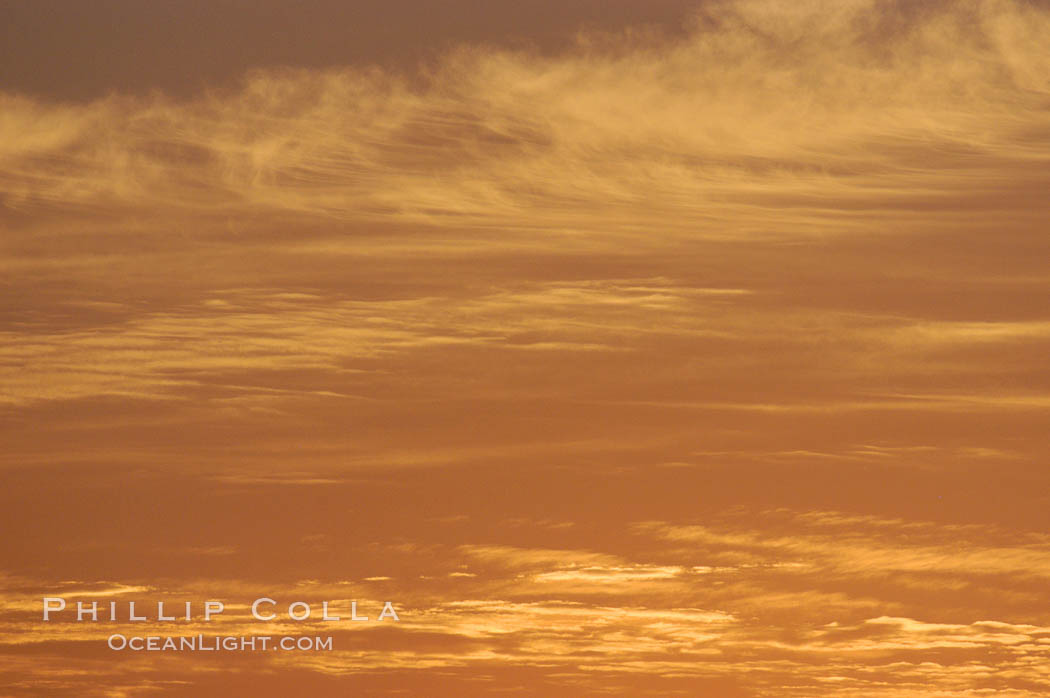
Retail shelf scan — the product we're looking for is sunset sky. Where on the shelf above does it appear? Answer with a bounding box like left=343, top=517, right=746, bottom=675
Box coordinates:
left=2, top=0, right=1050, bottom=695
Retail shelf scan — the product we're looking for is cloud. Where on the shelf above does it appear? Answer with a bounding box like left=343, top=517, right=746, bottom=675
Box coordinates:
left=3, top=1, right=1049, bottom=431
left=2, top=0, right=1048, bottom=240
left=0, top=280, right=750, bottom=407
left=636, top=509, right=1050, bottom=585
left=3, top=2, right=1050, bottom=695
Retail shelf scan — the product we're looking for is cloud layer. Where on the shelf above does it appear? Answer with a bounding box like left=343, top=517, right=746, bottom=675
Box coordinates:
left=3, top=0, right=1050, bottom=695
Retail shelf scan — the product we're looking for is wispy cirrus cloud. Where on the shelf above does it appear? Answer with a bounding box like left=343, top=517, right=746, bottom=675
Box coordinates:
left=4, top=1, right=1050, bottom=696
left=2, top=0, right=1048, bottom=240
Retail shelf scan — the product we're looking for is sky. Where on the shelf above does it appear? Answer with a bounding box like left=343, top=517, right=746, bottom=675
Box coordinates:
left=2, top=0, right=1050, bottom=695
